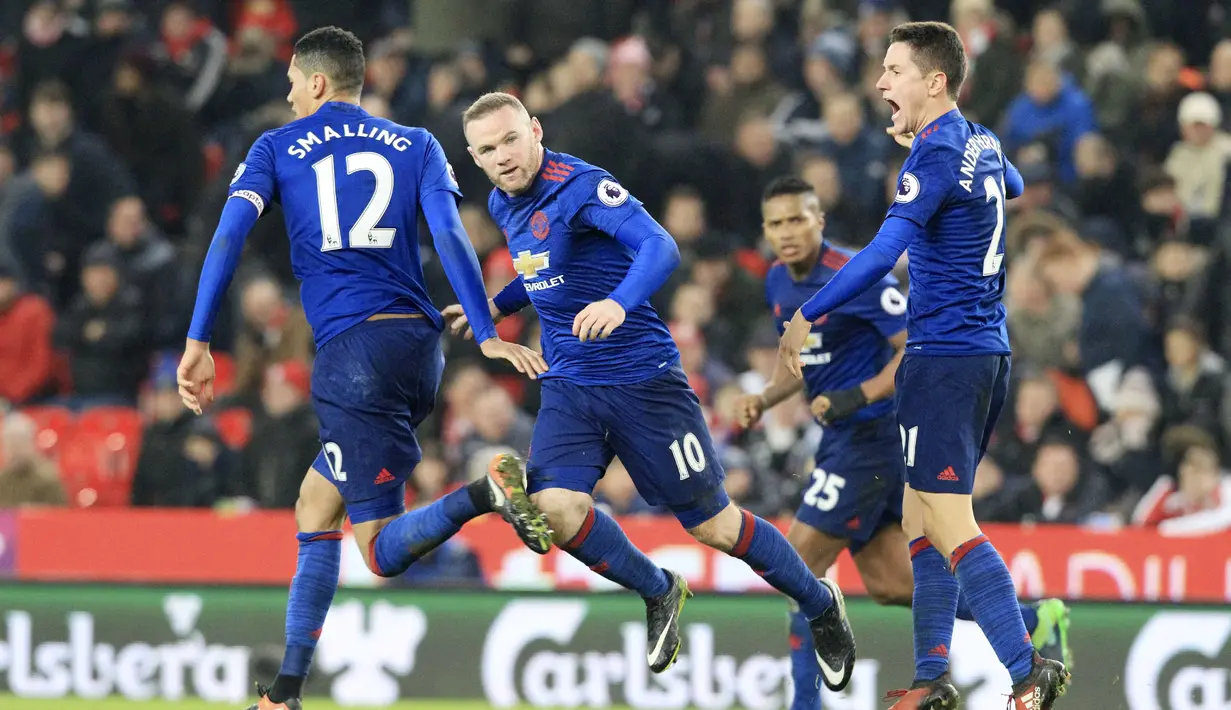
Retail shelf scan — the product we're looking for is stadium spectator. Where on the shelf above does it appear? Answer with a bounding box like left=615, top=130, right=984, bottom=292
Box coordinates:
left=52, top=249, right=147, bottom=405
left=1164, top=92, right=1231, bottom=219
left=1000, top=57, right=1098, bottom=184
left=97, top=50, right=203, bottom=233
left=594, top=458, right=659, bottom=516
left=458, top=386, right=534, bottom=473
left=985, top=436, right=1110, bottom=524
left=991, top=371, right=1081, bottom=480
left=0, top=264, right=55, bottom=406
left=229, top=360, right=319, bottom=509
left=1158, top=318, right=1224, bottom=438
left=130, top=359, right=230, bottom=507
left=1133, top=425, right=1231, bottom=535
left=155, top=1, right=228, bottom=112
left=88, top=196, right=184, bottom=349
left=229, top=275, right=313, bottom=407
left=0, top=411, right=65, bottom=507
left=950, top=0, right=1022, bottom=127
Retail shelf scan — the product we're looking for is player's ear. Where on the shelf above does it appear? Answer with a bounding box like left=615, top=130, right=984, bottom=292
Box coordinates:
left=929, top=71, right=948, bottom=98
left=466, top=145, right=481, bottom=167
left=311, top=72, right=328, bottom=99
left=530, top=117, right=543, bottom=142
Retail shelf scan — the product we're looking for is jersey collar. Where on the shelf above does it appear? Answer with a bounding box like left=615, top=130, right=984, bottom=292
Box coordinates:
left=317, top=100, right=368, bottom=117
left=915, top=108, right=963, bottom=143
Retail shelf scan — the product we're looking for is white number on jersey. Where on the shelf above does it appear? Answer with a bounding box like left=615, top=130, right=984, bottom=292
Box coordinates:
left=322, top=441, right=348, bottom=481
left=803, top=468, right=846, bottom=511
left=982, top=175, right=1006, bottom=276
left=669, top=432, right=707, bottom=480
left=312, top=151, right=396, bottom=251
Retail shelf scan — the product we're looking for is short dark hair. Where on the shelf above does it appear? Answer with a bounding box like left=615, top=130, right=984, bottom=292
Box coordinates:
left=888, top=22, right=967, bottom=101
left=293, top=26, right=365, bottom=95
left=762, top=175, right=815, bottom=202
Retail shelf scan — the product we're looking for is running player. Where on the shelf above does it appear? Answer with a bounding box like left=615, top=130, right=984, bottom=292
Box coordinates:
left=445, top=92, right=857, bottom=690
left=779, top=20, right=1071, bottom=710
left=747, top=176, right=1069, bottom=710
left=176, top=28, right=551, bottom=710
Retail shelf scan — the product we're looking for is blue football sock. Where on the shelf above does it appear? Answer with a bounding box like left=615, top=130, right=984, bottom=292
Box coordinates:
left=787, top=604, right=821, bottom=710
left=1019, top=604, right=1039, bottom=635
left=910, top=537, right=959, bottom=683
left=273, top=530, right=342, bottom=701
left=956, top=594, right=1039, bottom=635
left=563, top=507, right=671, bottom=598
left=951, top=535, right=1035, bottom=684
left=729, top=510, right=833, bottom=619
left=371, top=483, right=484, bottom=577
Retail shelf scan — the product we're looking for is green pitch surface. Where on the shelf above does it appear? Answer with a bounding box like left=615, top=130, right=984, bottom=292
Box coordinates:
left=1, top=697, right=639, bottom=710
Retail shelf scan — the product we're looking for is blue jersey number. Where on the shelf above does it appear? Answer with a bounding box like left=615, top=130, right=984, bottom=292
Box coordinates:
left=982, top=175, right=1005, bottom=276
left=312, top=151, right=396, bottom=251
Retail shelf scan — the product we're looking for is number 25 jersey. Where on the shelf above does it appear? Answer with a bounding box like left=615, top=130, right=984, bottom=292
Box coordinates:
left=887, top=109, right=1011, bottom=356
left=228, top=101, right=455, bottom=349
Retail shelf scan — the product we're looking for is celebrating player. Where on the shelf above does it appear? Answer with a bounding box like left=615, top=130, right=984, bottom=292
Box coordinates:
left=748, top=176, right=1070, bottom=710
left=176, top=28, right=552, bottom=710
left=445, top=92, right=857, bottom=689
left=778, top=21, right=1071, bottom=710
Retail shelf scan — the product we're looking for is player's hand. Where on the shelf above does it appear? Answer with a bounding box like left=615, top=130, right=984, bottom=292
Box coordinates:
left=479, top=337, right=549, bottom=379
left=887, top=127, right=915, bottom=149
left=573, top=299, right=626, bottom=342
left=177, top=339, right=216, bottom=415
left=442, top=301, right=505, bottom=341
left=778, top=309, right=812, bottom=380
left=810, top=395, right=831, bottom=420
left=734, top=393, right=766, bottom=428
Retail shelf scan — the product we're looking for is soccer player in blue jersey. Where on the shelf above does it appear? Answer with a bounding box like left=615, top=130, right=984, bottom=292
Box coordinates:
left=444, top=91, right=857, bottom=688
left=779, top=21, right=1072, bottom=710
left=748, top=176, right=1070, bottom=710
left=175, top=28, right=552, bottom=710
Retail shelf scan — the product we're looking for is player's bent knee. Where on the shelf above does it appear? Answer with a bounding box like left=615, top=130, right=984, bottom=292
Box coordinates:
left=686, top=503, right=743, bottom=551
left=531, top=488, right=591, bottom=542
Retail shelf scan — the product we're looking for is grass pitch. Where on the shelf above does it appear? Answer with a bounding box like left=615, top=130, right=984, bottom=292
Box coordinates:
left=0, top=697, right=639, bottom=709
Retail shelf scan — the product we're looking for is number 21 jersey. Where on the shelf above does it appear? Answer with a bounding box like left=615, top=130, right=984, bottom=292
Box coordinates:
left=887, top=109, right=1010, bottom=356
left=228, top=101, right=455, bottom=348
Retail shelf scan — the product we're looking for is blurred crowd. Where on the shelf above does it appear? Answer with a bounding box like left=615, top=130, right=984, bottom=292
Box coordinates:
left=1, top=0, right=1231, bottom=552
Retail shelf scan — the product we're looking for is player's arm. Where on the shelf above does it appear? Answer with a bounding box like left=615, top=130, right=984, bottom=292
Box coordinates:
left=569, top=175, right=680, bottom=341
left=1004, top=157, right=1024, bottom=199
left=179, top=138, right=275, bottom=413
left=443, top=277, right=529, bottom=340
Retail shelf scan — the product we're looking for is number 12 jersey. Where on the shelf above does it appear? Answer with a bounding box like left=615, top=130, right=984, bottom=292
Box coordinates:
left=228, top=101, right=457, bottom=348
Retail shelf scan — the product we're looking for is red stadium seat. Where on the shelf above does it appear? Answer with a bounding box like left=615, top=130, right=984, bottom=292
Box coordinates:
left=212, top=352, right=237, bottom=397
left=19, top=405, right=76, bottom=457
left=215, top=408, right=254, bottom=449
left=58, top=427, right=137, bottom=507
left=77, top=406, right=143, bottom=452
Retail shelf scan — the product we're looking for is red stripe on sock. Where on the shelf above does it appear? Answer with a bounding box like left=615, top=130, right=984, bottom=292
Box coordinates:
left=367, top=531, right=385, bottom=576
left=564, top=508, right=597, bottom=551
left=305, top=531, right=344, bottom=542
left=909, top=537, right=933, bottom=559
left=589, top=562, right=610, bottom=574
left=950, top=534, right=989, bottom=570
left=730, top=509, right=757, bottom=557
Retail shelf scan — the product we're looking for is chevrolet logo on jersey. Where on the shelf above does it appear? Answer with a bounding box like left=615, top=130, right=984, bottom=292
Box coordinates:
left=513, top=250, right=550, bottom=279
left=801, top=332, right=831, bottom=366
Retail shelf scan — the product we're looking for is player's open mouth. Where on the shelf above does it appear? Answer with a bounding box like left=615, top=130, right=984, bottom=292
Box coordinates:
left=501, top=167, right=518, bottom=179
left=886, top=99, right=900, bottom=119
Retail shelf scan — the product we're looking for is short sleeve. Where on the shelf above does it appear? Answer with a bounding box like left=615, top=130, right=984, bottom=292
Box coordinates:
left=419, top=132, right=462, bottom=200
left=565, top=171, right=645, bottom=236
left=885, top=143, right=953, bottom=228
left=848, top=277, right=908, bottom=338
left=228, top=133, right=277, bottom=216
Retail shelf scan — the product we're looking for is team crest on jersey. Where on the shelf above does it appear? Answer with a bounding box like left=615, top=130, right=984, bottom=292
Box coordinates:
left=597, top=179, right=629, bottom=207
left=230, top=162, right=246, bottom=185
left=530, top=210, right=550, bottom=239
left=895, top=172, right=920, bottom=204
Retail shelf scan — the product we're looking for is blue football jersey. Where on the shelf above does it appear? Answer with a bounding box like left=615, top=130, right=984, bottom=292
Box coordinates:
left=488, top=149, right=678, bottom=385
left=887, top=109, right=1011, bottom=355
left=766, top=245, right=907, bottom=426
left=228, top=101, right=457, bottom=348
